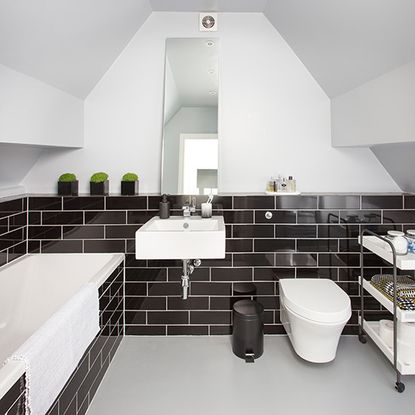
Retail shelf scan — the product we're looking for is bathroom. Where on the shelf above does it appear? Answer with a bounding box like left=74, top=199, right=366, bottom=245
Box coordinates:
left=1, top=0, right=415, bottom=414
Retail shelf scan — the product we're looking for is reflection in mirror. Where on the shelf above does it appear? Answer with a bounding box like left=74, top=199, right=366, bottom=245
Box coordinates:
left=161, top=38, right=219, bottom=195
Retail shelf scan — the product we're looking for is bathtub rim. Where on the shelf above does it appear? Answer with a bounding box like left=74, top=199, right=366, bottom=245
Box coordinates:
left=0, top=252, right=125, bottom=401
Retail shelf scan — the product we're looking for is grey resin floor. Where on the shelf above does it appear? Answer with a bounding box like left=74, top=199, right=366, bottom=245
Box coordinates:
left=87, top=336, right=415, bottom=415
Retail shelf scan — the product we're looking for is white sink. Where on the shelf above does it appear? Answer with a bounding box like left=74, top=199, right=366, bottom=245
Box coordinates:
left=135, top=216, right=226, bottom=260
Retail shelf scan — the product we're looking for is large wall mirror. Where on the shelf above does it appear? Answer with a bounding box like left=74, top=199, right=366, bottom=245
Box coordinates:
left=161, top=38, right=219, bottom=195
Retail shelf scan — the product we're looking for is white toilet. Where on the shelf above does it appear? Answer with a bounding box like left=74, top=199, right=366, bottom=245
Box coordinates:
left=279, top=278, right=351, bottom=363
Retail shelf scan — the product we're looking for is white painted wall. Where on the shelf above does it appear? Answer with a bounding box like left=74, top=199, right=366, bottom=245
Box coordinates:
left=0, top=63, right=84, bottom=147
left=332, top=60, right=415, bottom=147
left=23, top=12, right=399, bottom=193
left=162, top=107, right=218, bottom=193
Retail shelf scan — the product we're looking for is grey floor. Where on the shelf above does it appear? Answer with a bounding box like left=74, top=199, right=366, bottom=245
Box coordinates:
left=87, top=336, right=415, bottom=415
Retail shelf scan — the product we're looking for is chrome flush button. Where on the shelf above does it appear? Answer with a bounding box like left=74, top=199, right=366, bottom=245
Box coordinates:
left=265, top=211, right=273, bottom=220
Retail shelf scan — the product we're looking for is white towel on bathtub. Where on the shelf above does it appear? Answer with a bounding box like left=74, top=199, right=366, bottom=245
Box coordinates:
left=6, top=283, right=100, bottom=415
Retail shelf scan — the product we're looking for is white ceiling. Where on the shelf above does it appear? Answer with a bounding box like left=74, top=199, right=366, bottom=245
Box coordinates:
left=166, top=38, right=219, bottom=107
left=264, top=0, right=415, bottom=97
left=150, top=0, right=268, bottom=12
left=1, top=0, right=415, bottom=99
left=0, top=0, right=152, bottom=98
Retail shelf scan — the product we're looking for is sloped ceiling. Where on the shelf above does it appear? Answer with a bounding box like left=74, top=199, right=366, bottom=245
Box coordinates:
left=0, top=143, right=42, bottom=192
left=371, top=143, right=415, bottom=192
left=2, top=0, right=415, bottom=100
left=264, top=0, right=415, bottom=97
left=0, top=0, right=152, bottom=98
left=150, top=0, right=268, bottom=12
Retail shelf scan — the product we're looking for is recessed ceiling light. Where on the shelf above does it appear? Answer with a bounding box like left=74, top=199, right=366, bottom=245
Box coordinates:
left=209, top=90, right=217, bottom=96
left=206, top=40, right=215, bottom=47
left=208, top=68, right=215, bottom=75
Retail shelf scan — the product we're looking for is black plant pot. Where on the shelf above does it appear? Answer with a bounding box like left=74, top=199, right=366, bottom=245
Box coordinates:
left=121, top=181, right=139, bottom=196
left=58, top=180, right=79, bottom=196
left=90, top=180, right=109, bottom=195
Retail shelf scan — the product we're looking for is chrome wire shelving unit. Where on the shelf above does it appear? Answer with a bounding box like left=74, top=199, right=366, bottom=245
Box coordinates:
left=359, top=229, right=415, bottom=393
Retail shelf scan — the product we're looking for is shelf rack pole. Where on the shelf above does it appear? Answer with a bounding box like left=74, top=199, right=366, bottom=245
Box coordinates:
left=359, top=229, right=403, bottom=391
left=359, top=230, right=365, bottom=340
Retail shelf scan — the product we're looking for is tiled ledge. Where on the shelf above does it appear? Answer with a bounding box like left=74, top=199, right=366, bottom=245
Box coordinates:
left=1, top=191, right=413, bottom=202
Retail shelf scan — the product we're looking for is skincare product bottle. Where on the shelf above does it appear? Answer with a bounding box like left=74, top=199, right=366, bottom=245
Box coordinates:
left=287, top=176, right=296, bottom=193
left=275, top=175, right=283, bottom=192
left=266, top=177, right=275, bottom=192
left=280, top=177, right=288, bottom=192
left=159, top=194, right=170, bottom=219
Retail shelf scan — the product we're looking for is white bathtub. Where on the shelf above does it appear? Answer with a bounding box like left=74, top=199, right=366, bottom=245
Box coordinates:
left=0, top=253, right=124, bottom=401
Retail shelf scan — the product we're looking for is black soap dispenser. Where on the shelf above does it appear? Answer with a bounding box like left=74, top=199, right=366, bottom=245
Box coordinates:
left=159, top=194, right=170, bottom=219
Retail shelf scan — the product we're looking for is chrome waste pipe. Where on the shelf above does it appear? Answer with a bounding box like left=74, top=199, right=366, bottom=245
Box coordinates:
left=181, top=260, right=191, bottom=300
left=181, top=259, right=201, bottom=300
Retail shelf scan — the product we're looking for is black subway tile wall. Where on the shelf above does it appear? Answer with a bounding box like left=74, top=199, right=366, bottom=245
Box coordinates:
left=45, top=262, right=124, bottom=415
left=23, top=193, right=413, bottom=336
left=0, top=196, right=27, bottom=267
left=0, top=375, right=25, bottom=415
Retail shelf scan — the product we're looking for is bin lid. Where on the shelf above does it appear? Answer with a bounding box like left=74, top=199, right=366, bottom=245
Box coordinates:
left=233, top=282, right=256, bottom=295
left=233, top=300, right=264, bottom=317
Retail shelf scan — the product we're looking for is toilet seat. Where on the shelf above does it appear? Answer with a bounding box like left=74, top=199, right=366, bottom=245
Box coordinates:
left=280, top=279, right=351, bottom=324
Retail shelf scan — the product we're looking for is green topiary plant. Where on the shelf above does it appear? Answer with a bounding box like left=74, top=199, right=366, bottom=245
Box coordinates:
left=90, top=172, right=109, bottom=183
left=58, top=173, right=77, bottom=182
left=122, top=172, right=139, bottom=182
left=121, top=172, right=139, bottom=195
left=58, top=173, right=78, bottom=195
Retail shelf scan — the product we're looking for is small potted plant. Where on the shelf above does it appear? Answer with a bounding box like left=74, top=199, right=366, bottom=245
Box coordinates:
left=57, top=173, right=78, bottom=196
left=121, top=172, right=139, bottom=196
left=90, top=172, right=109, bottom=195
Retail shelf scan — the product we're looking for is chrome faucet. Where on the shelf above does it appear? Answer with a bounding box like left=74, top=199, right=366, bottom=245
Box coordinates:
left=182, top=196, right=196, bottom=217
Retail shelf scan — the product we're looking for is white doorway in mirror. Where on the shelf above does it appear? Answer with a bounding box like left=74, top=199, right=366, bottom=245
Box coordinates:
left=178, top=133, right=218, bottom=195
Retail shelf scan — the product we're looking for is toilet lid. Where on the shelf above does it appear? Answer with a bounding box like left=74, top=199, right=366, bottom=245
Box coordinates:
left=279, top=279, right=351, bottom=323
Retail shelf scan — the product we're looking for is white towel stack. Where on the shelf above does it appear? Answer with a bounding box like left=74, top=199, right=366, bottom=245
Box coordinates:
left=7, top=283, right=100, bottom=415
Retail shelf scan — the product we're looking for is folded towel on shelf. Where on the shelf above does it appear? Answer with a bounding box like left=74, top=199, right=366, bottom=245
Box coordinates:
left=6, top=283, right=100, bottom=415
left=371, top=274, right=415, bottom=310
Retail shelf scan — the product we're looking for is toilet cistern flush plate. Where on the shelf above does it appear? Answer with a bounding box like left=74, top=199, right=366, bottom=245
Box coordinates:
left=135, top=216, right=225, bottom=259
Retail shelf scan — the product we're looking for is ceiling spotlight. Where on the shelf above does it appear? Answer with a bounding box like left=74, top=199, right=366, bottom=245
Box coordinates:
left=209, top=90, right=217, bottom=96
left=206, top=40, right=215, bottom=47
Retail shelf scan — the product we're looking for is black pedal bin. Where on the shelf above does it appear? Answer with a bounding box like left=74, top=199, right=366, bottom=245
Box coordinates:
left=232, top=300, right=264, bottom=362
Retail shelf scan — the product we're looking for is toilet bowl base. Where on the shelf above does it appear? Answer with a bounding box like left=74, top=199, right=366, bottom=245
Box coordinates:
left=281, top=303, right=349, bottom=363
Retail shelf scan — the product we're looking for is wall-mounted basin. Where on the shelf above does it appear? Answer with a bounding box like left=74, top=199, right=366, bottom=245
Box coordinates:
left=135, top=216, right=225, bottom=260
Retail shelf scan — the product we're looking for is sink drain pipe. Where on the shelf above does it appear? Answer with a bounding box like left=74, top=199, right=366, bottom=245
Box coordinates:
left=181, top=259, right=201, bottom=300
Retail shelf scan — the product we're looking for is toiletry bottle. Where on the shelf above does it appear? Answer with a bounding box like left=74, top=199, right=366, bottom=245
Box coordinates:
left=159, top=194, right=170, bottom=219
left=287, top=176, right=296, bottom=193
left=275, top=175, right=283, bottom=192
left=266, top=177, right=275, bottom=193
left=280, top=177, right=288, bottom=192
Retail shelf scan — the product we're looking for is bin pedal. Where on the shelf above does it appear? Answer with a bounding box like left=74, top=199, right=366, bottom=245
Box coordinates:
left=245, top=351, right=255, bottom=363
